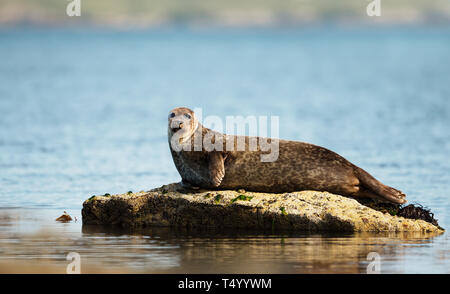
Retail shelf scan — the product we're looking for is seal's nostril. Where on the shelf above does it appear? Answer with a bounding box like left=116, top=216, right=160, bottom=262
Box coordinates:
left=179, top=123, right=184, bottom=128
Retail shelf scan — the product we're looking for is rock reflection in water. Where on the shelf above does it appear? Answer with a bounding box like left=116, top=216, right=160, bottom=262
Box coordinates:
left=0, top=209, right=445, bottom=273
left=80, top=226, right=442, bottom=273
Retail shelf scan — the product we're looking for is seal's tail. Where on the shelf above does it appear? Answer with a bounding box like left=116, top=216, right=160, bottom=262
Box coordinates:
left=354, top=166, right=407, bottom=204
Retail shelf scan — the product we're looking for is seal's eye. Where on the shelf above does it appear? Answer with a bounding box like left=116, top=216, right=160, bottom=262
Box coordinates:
left=169, top=112, right=175, bottom=118
left=184, top=113, right=191, bottom=119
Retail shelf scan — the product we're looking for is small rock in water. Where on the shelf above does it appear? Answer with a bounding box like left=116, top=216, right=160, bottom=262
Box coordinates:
left=56, top=211, right=73, bottom=222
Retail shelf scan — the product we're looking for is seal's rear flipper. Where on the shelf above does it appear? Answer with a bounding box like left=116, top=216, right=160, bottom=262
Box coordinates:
left=354, top=166, right=407, bottom=204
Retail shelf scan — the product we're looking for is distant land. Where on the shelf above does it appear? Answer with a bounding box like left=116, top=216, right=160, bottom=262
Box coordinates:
left=1, top=0, right=450, bottom=27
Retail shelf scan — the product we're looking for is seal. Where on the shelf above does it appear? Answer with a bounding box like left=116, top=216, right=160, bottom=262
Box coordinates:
left=168, top=107, right=407, bottom=204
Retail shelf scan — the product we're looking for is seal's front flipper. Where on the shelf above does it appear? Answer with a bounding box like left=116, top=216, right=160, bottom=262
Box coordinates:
left=208, top=152, right=225, bottom=187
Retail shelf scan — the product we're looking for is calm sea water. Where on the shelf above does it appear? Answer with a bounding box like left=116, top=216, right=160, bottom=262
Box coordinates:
left=0, top=27, right=449, bottom=273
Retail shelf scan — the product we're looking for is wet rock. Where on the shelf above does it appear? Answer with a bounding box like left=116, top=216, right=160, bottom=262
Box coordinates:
left=56, top=211, right=72, bottom=222
left=82, top=183, right=444, bottom=233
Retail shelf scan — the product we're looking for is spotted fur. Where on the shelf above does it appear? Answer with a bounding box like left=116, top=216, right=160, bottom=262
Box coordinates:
left=167, top=107, right=407, bottom=204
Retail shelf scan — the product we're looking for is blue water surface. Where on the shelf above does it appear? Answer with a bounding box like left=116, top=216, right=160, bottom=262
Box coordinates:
left=0, top=27, right=448, bottom=273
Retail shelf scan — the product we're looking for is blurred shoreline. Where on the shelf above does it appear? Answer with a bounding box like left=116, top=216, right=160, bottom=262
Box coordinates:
left=1, top=0, right=450, bottom=29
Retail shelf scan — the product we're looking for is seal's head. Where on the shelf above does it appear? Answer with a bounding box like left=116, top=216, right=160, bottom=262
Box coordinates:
left=168, top=107, right=198, bottom=144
